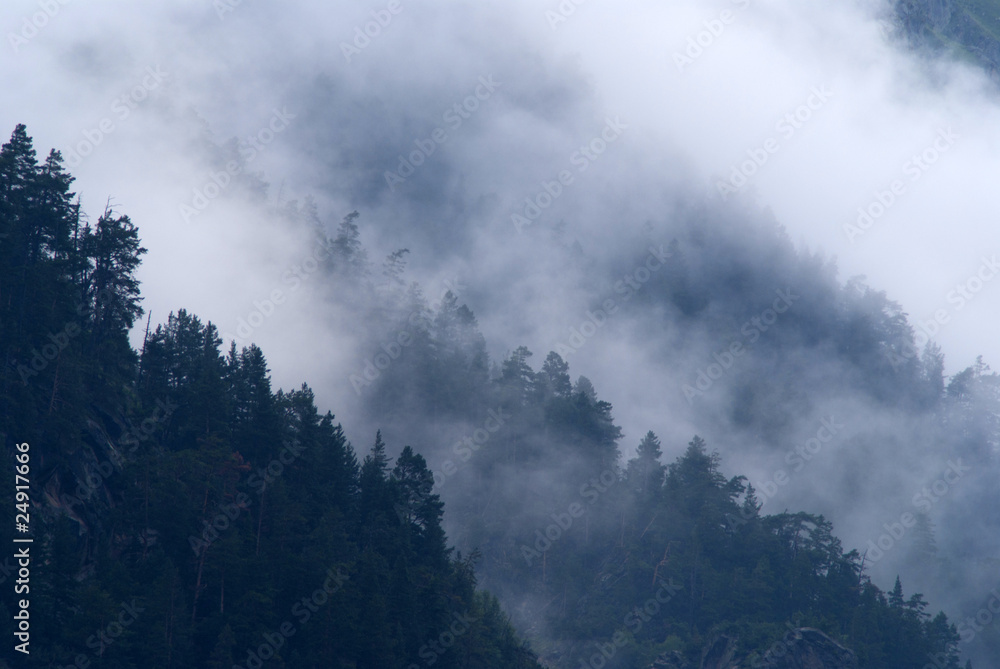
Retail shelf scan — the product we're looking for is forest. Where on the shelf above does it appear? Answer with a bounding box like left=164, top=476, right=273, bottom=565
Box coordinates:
left=1, top=124, right=989, bottom=668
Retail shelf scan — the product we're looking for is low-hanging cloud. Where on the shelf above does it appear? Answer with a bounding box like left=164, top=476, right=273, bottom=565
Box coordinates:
left=7, top=0, right=1000, bottom=663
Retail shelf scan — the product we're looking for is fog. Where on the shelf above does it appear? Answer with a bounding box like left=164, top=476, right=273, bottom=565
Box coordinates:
left=6, top=0, right=1000, bottom=662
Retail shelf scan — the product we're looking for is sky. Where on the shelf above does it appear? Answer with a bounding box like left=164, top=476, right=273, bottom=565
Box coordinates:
left=7, top=0, right=1000, bottom=659
left=5, top=0, right=999, bottom=446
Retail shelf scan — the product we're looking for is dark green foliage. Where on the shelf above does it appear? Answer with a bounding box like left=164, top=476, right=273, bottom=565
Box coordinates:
left=517, top=436, right=964, bottom=668
left=0, top=125, right=974, bottom=668
left=0, top=127, right=540, bottom=669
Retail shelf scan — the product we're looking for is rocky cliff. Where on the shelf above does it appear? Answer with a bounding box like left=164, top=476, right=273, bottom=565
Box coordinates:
left=893, top=0, right=1000, bottom=81
left=646, top=627, right=858, bottom=669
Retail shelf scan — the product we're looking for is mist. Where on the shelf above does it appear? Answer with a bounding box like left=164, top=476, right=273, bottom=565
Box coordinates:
left=7, top=0, right=1000, bottom=664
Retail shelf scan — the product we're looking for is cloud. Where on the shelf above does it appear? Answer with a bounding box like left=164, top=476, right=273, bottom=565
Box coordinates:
left=7, top=0, right=1000, bottom=662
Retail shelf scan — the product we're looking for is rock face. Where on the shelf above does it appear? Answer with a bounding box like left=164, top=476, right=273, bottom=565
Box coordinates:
left=649, top=650, right=690, bottom=669
left=896, top=0, right=954, bottom=31
left=893, top=0, right=1000, bottom=81
left=700, top=634, right=739, bottom=669
left=743, top=628, right=859, bottom=669
left=646, top=627, right=857, bottom=669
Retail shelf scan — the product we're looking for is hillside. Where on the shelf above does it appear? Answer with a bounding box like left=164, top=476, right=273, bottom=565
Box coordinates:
left=0, top=125, right=980, bottom=668
left=894, top=0, right=1000, bottom=78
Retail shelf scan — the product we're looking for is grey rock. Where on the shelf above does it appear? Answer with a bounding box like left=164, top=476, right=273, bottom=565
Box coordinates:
left=644, top=628, right=858, bottom=669
left=742, top=627, right=858, bottom=669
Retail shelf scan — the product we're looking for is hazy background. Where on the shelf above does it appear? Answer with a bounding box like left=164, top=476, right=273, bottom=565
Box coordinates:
left=5, top=0, right=1000, bottom=660
left=5, top=0, right=998, bottom=440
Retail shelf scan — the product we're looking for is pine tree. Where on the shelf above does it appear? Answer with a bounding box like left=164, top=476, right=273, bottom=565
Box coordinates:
left=392, top=445, right=448, bottom=566
left=227, top=344, right=281, bottom=464
left=330, top=210, right=369, bottom=278
left=499, top=346, right=535, bottom=407
left=889, top=575, right=905, bottom=608
left=79, top=207, right=147, bottom=337
left=207, top=624, right=236, bottom=669
left=539, top=351, right=572, bottom=399
left=381, top=248, right=410, bottom=287
left=625, top=430, right=665, bottom=501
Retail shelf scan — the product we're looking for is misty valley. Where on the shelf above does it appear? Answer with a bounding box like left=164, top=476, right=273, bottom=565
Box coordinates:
left=6, top=0, right=1000, bottom=667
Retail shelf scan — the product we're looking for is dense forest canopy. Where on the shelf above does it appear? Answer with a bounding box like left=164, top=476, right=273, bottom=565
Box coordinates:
left=2, top=125, right=994, bottom=668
